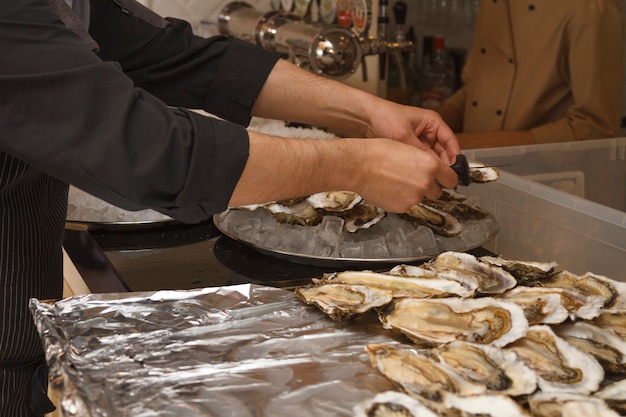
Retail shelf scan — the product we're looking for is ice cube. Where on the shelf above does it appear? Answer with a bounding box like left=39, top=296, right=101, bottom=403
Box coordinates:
left=362, top=236, right=390, bottom=259
left=386, top=227, right=414, bottom=258
left=460, top=220, right=486, bottom=248
left=405, top=226, right=438, bottom=256
left=340, top=241, right=364, bottom=258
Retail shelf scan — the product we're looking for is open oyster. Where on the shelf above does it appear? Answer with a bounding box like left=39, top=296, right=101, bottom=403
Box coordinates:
left=434, top=341, right=537, bottom=396
left=529, top=392, right=621, bottom=417
left=597, top=379, right=626, bottom=415
left=402, top=203, right=462, bottom=237
left=444, top=393, right=531, bottom=417
left=352, top=391, right=438, bottom=417
left=528, top=270, right=623, bottom=313
left=480, top=256, right=558, bottom=285
left=555, top=321, right=626, bottom=374
left=264, top=199, right=322, bottom=226
left=306, top=191, right=362, bottom=212
left=422, top=198, right=491, bottom=221
left=469, top=162, right=500, bottom=183
left=342, top=201, right=386, bottom=233
left=389, top=263, right=479, bottom=292
left=506, top=325, right=604, bottom=394
left=590, top=310, right=626, bottom=342
left=425, top=251, right=517, bottom=295
left=317, top=270, right=474, bottom=299
left=366, top=344, right=484, bottom=401
left=294, top=283, right=393, bottom=321
left=378, top=297, right=528, bottom=348
left=497, top=286, right=570, bottom=325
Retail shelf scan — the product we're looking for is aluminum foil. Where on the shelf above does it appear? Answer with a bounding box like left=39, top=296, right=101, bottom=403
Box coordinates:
left=30, top=284, right=401, bottom=417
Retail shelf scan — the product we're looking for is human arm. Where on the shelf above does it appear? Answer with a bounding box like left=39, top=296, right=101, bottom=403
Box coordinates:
left=229, top=132, right=457, bottom=213
left=251, top=59, right=461, bottom=164
left=0, top=0, right=458, bottom=221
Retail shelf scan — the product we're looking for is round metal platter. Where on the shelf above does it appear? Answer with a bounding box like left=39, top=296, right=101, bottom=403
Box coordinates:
left=213, top=208, right=498, bottom=268
left=65, top=218, right=177, bottom=232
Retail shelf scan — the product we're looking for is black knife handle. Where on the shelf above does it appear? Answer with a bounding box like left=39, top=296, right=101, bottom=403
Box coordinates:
left=450, top=154, right=471, bottom=186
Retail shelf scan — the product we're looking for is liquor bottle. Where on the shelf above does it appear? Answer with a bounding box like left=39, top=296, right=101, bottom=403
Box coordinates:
left=386, top=1, right=414, bottom=104
left=419, top=35, right=455, bottom=109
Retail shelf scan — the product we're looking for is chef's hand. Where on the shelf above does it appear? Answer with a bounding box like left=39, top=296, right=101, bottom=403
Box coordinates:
left=230, top=133, right=458, bottom=214
left=348, top=138, right=459, bottom=213
left=363, top=96, right=461, bottom=165
left=251, top=60, right=461, bottom=165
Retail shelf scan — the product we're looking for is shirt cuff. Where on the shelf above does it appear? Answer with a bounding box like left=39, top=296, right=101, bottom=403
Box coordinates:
left=203, top=39, right=280, bottom=126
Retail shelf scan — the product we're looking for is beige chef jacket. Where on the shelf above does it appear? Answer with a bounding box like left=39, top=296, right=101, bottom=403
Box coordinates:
left=445, top=0, right=624, bottom=143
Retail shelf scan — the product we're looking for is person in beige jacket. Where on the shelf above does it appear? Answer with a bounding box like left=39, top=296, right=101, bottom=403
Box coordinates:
left=436, top=0, right=624, bottom=149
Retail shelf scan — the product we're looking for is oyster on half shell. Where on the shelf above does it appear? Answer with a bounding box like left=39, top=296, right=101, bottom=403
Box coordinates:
left=597, top=379, right=626, bottom=415
left=529, top=392, right=621, bottom=417
left=591, top=309, right=626, bottom=339
left=444, top=393, right=531, bottom=417
left=425, top=251, right=517, bottom=295
left=264, top=199, right=322, bottom=226
left=342, top=201, right=386, bottom=233
left=497, top=286, right=570, bottom=325
left=317, top=269, right=474, bottom=299
left=366, top=344, right=484, bottom=402
left=353, top=391, right=439, bottom=417
left=555, top=321, right=626, bottom=374
left=469, top=162, right=500, bottom=183
left=434, top=341, right=537, bottom=396
left=378, top=297, right=528, bottom=348
left=506, top=325, right=604, bottom=394
left=294, top=283, right=393, bottom=321
left=402, top=203, right=462, bottom=237
left=480, top=256, right=558, bottom=285
left=306, top=191, right=362, bottom=212
left=528, top=270, right=622, bottom=314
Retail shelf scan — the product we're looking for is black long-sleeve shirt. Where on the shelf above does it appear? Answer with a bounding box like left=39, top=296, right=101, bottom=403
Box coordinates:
left=1, top=0, right=279, bottom=222
left=0, top=1, right=279, bottom=414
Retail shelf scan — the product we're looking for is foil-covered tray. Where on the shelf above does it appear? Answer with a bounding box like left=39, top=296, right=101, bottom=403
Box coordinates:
left=30, top=285, right=403, bottom=417
left=213, top=204, right=498, bottom=268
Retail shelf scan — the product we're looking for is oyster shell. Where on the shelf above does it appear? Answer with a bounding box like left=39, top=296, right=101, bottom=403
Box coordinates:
left=497, top=286, right=570, bottom=325
left=389, top=263, right=479, bottom=292
left=317, top=270, right=474, bottom=298
left=529, top=393, right=621, bottom=417
left=425, top=251, right=517, bottom=295
left=596, top=379, right=626, bottom=415
left=555, top=321, right=626, bottom=374
left=434, top=341, right=537, bottom=396
left=444, top=393, right=531, bottom=417
left=469, top=162, right=499, bottom=183
left=352, top=391, right=438, bottom=417
left=306, top=191, right=362, bottom=212
left=422, top=198, right=491, bottom=221
left=480, top=256, right=558, bottom=286
left=528, top=270, right=621, bottom=314
left=402, top=203, right=462, bottom=237
left=378, top=297, right=528, bottom=348
left=342, top=201, right=386, bottom=233
left=506, top=325, right=604, bottom=394
left=294, top=283, right=393, bottom=321
left=264, top=199, right=322, bottom=226
left=366, top=344, right=484, bottom=401
left=590, top=310, right=626, bottom=340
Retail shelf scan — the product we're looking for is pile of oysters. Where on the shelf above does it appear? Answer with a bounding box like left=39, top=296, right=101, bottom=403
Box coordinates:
left=295, top=251, right=626, bottom=417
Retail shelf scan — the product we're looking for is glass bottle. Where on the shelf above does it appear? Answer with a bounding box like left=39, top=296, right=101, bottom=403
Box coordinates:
left=419, top=35, right=455, bottom=109
left=386, top=1, right=414, bottom=104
